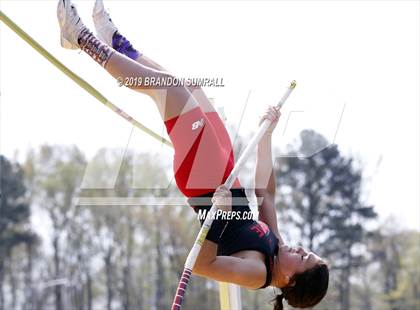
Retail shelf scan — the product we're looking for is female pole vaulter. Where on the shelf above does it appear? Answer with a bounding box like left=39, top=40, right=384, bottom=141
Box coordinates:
left=57, top=1, right=329, bottom=308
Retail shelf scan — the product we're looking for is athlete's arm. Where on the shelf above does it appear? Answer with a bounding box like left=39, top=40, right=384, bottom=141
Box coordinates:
left=193, top=187, right=266, bottom=288
left=255, top=134, right=282, bottom=241
left=193, top=239, right=266, bottom=289
left=255, top=107, right=284, bottom=245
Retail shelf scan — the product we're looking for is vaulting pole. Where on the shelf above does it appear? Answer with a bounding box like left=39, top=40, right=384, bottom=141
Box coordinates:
left=171, top=80, right=297, bottom=310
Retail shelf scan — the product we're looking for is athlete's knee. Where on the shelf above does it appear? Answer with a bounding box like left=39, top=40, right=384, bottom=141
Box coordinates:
left=187, top=84, right=203, bottom=94
left=162, top=85, right=197, bottom=110
left=134, top=81, right=193, bottom=110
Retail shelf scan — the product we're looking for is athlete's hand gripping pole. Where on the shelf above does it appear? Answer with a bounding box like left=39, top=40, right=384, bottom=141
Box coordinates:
left=171, top=80, right=297, bottom=310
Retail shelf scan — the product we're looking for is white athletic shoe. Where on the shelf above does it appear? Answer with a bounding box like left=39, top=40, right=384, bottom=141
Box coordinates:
left=57, top=0, right=87, bottom=49
left=93, top=0, right=118, bottom=46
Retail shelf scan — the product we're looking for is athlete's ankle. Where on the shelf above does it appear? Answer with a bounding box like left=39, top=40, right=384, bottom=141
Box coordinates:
left=111, top=31, right=141, bottom=60
left=77, top=29, right=91, bottom=48
left=78, top=29, right=114, bottom=67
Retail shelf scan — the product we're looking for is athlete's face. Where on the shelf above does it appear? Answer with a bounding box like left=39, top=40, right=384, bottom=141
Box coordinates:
left=277, top=245, right=324, bottom=281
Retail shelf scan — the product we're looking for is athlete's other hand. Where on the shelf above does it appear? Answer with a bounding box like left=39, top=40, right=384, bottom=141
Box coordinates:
left=259, top=105, right=281, bottom=134
left=211, top=185, right=232, bottom=213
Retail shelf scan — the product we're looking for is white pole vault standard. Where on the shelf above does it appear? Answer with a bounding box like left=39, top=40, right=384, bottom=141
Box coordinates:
left=171, top=80, right=297, bottom=310
left=219, top=282, right=241, bottom=310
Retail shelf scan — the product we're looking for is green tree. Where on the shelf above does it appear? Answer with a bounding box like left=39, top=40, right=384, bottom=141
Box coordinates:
left=276, top=130, right=377, bottom=310
left=368, top=220, right=420, bottom=310
left=80, top=149, right=176, bottom=309
left=25, top=145, right=86, bottom=310
left=0, top=155, right=37, bottom=310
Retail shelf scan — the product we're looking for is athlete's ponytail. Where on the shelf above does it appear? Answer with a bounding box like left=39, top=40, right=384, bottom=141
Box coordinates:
left=272, top=262, right=329, bottom=309
left=273, top=293, right=285, bottom=310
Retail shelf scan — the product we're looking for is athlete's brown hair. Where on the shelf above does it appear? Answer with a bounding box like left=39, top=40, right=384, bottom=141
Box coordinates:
left=273, top=262, right=329, bottom=310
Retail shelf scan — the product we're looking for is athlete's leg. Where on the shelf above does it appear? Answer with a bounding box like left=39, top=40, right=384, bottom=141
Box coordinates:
left=138, top=56, right=217, bottom=113
left=58, top=0, right=196, bottom=121
left=92, top=0, right=236, bottom=156
left=92, top=0, right=216, bottom=114
left=58, top=0, right=240, bottom=196
left=92, top=3, right=241, bottom=191
left=104, top=53, right=196, bottom=120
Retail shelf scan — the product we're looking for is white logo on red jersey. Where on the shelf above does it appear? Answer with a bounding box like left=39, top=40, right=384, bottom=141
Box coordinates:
left=192, top=118, right=205, bottom=131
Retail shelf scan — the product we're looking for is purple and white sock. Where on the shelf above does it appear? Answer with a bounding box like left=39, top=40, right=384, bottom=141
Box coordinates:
left=78, top=29, right=115, bottom=67
left=112, top=31, right=141, bottom=60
